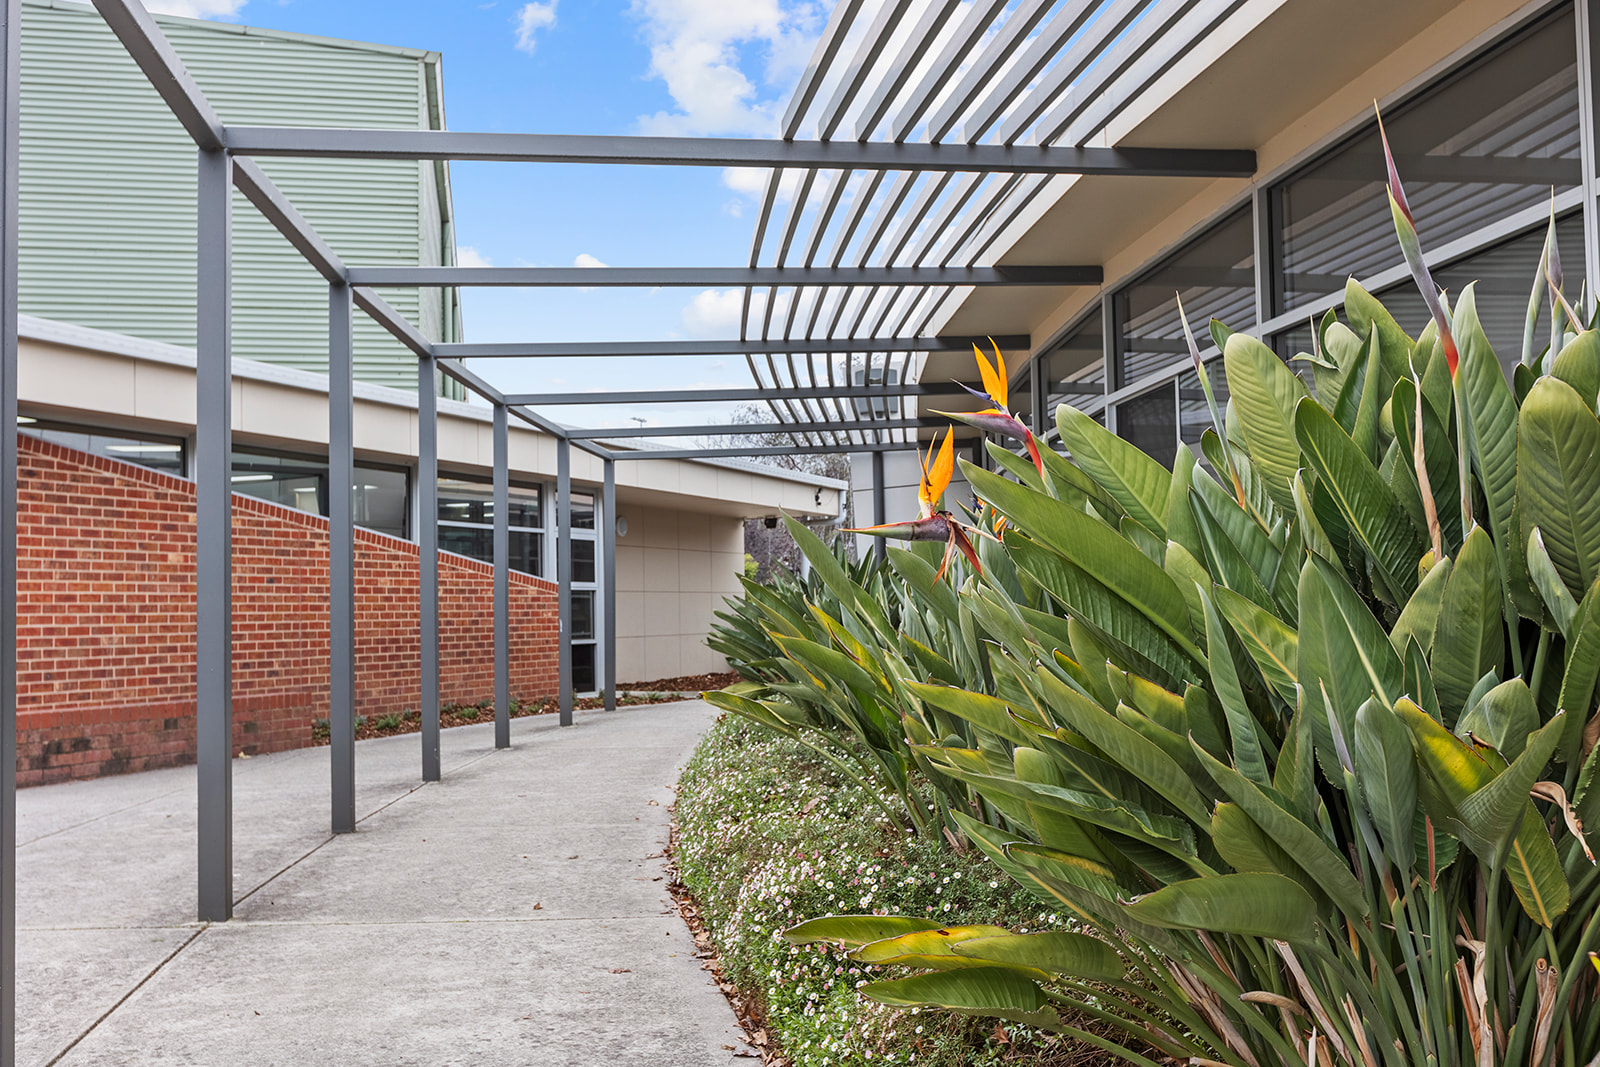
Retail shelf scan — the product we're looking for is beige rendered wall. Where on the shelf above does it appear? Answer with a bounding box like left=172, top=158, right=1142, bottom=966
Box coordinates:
left=612, top=503, right=745, bottom=682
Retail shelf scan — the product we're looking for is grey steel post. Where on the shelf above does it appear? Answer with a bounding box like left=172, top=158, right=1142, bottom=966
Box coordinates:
left=557, top=438, right=572, bottom=727
left=871, top=450, right=886, bottom=564
left=1579, top=0, right=1600, bottom=286
left=493, top=402, right=509, bottom=748
left=196, top=147, right=234, bottom=921
left=0, top=0, right=18, bottom=1051
left=602, top=458, right=616, bottom=712
left=329, top=282, right=356, bottom=834
left=418, top=356, right=440, bottom=781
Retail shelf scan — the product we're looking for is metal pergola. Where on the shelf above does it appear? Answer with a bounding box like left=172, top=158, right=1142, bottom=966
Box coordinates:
left=0, top=0, right=1259, bottom=1055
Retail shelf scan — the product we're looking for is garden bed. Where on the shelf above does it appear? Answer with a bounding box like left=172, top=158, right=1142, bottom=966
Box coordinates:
left=671, top=714, right=1123, bottom=1067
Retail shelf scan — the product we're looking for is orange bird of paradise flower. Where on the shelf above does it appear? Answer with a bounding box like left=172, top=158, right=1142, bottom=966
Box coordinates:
left=847, top=428, right=983, bottom=582
left=933, top=339, right=1045, bottom=477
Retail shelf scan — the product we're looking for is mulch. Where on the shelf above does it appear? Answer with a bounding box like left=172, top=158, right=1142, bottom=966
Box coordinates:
left=617, top=671, right=741, bottom=693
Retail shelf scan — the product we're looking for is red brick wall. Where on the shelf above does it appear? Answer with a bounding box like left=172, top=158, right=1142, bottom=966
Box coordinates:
left=15, top=434, right=559, bottom=786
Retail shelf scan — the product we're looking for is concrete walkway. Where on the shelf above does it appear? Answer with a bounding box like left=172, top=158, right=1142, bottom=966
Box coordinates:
left=16, top=699, right=749, bottom=1066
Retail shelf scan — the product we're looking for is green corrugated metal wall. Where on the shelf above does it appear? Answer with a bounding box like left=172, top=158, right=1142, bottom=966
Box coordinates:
left=18, top=0, right=461, bottom=393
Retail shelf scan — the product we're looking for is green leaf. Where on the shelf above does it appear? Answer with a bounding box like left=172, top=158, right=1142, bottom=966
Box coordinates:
left=1345, top=278, right=1415, bottom=391
left=1124, top=872, right=1319, bottom=943
left=951, top=931, right=1124, bottom=980
left=1192, top=742, right=1369, bottom=920
left=1431, top=526, right=1506, bottom=720
left=1224, top=332, right=1306, bottom=510
left=1390, top=554, right=1452, bottom=658
left=862, top=967, right=1054, bottom=1024
left=967, top=464, right=1200, bottom=664
left=908, top=683, right=1041, bottom=749
left=1550, top=328, right=1600, bottom=411
left=785, top=915, right=944, bottom=946
left=1353, top=698, right=1417, bottom=866
left=1059, top=405, right=1171, bottom=538
left=1009, top=537, right=1198, bottom=686
left=1166, top=437, right=1204, bottom=562
left=1527, top=529, right=1579, bottom=638
left=1033, top=667, right=1212, bottom=826
left=1518, top=376, right=1600, bottom=600
left=1295, top=396, right=1423, bottom=599
left=1198, top=585, right=1270, bottom=786
left=853, top=925, right=1015, bottom=965
left=1455, top=285, right=1521, bottom=609
left=1559, top=578, right=1600, bottom=762
left=1211, top=803, right=1327, bottom=904
left=1298, top=555, right=1404, bottom=770
left=1212, top=586, right=1300, bottom=703
left=1457, top=679, right=1538, bottom=762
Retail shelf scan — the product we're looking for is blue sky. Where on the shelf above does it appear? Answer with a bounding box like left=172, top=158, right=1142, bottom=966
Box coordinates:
left=151, top=0, right=830, bottom=427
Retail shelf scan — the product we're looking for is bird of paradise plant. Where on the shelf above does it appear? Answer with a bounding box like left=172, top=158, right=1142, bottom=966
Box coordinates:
left=847, top=427, right=983, bottom=581
left=935, top=339, right=1046, bottom=477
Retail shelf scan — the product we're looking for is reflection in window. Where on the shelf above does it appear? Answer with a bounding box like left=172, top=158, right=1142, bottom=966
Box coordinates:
left=572, top=539, right=596, bottom=584
left=571, top=590, right=594, bottom=640
left=1115, top=382, right=1178, bottom=468
left=231, top=449, right=409, bottom=540
left=1047, top=309, right=1104, bottom=404
left=1118, top=206, right=1255, bottom=388
left=570, top=491, right=595, bottom=530
left=19, top=420, right=186, bottom=476
left=436, top=476, right=542, bottom=577
left=1276, top=9, right=1578, bottom=316
left=572, top=644, right=596, bottom=694
left=1275, top=213, right=1587, bottom=381
left=437, top=527, right=541, bottom=576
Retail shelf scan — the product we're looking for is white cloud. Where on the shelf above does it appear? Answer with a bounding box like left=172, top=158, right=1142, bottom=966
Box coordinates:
left=144, top=0, right=246, bottom=19
left=456, top=245, right=493, bottom=267
left=630, top=0, right=824, bottom=137
left=514, top=1, right=558, bottom=55
left=681, top=288, right=791, bottom=337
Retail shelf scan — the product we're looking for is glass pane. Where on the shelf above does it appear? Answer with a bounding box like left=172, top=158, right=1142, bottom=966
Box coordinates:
left=437, top=477, right=540, bottom=528
left=1010, top=365, right=1034, bottom=430
left=231, top=450, right=326, bottom=516
left=20, top=421, right=185, bottom=476
left=1180, top=361, right=1229, bottom=448
left=353, top=468, right=408, bottom=540
left=571, top=492, right=595, bottom=530
left=1046, top=308, right=1104, bottom=416
left=437, top=526, right=541, bottom=576
left=1374, top=212, right=1586, bottom=380
left=1277, top=10, right=1578, bottom=315
left=1115, top=382, right=1178, bottom=468
left=572, top=539, right=596, bottom=583
left=1118, top=206, right=1255, bottom=387
left=232, top=450, right=408, bottom=539
left=572, top=643, right=597, bottom=694
left=571, top=590, right=594, bottom=640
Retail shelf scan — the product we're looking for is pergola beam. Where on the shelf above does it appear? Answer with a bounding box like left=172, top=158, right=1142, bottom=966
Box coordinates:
left=502, top=380, right=1101, bottom=406
left=567, top=417, right=941, bottom=439
left=347, top=265, right=1100, bottom=288
left=233, top=158, right=345, bottom=284
left=434, top=334, right=1029, bottom=358
left=604, top=441, right=921, bottom=460
left=222, top=126, right=1256, bottom=178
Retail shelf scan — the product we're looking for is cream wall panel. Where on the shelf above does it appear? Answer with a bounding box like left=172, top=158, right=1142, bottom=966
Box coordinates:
left=616, top=542, right=644, bottom=592
left=642, top=548, right=681, bottom=593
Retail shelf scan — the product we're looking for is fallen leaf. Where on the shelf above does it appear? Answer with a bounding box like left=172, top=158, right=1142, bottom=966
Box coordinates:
left=531, top=902, right=543, bottom=910
left=802, top=796, right=823, bottom=815
left=647, top=799, right=660, bottom=806
left=752, top=1029, right=769, bottom=1046
left=610, top=968, right=631, bottom=974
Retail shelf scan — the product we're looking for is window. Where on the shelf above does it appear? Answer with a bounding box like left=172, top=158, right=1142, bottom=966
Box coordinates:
left=1117, top=205, right=1255, bottom=388
left=1275, top=9, right=1578, bottom=317
left=436, top=476, right=543, bottom=577
left=1276, top=213, right=1588, bottom=378
left=1114, top=382, right=1178, bottom=469
left=19, top=419, right=185, bottom=476
left=231, top=448, right=409, bottom=540
left=1046, top=309, right=1104, bottom=406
